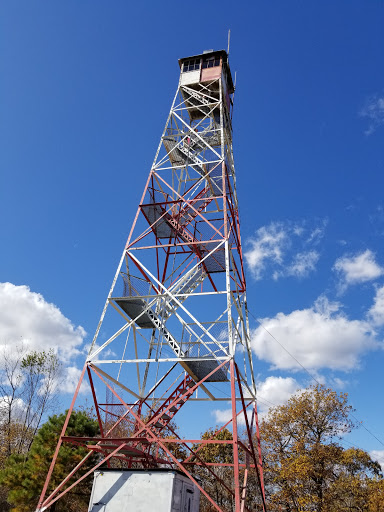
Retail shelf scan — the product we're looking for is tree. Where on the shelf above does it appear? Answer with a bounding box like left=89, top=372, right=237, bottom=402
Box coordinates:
left=19, top=349, right=62, bottom=450
left=0, top=346, right=62, bottom=461
left=0, top=409, right=99, bottom=512
left=0, top=347, right=62, bottom=511
left=191, top=427, right=234, bottom=512
left=325, top=447, right=381, bottom=512
left=367, top=477, right=384, bottom=512
left=259, top=384, right=383, bottom=512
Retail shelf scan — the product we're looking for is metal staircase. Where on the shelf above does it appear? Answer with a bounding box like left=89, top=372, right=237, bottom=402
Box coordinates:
left=146, top=375, right=195, bottom=434
left=162, top=266, right=207, bottom=320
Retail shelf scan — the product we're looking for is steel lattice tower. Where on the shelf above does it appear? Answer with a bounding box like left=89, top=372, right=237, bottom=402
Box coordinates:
left=37, top=49, right=266, bottom=512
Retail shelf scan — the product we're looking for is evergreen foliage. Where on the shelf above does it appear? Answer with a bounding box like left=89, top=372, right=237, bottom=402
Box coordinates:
left=0, top=410, right=99, bottom=512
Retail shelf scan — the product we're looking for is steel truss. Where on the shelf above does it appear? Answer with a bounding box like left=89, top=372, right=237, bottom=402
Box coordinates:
left=37, top=51, right=267, bottom=512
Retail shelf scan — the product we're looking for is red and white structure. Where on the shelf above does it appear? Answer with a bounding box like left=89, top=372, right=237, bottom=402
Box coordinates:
left=37, top=49, right=266, bottom=512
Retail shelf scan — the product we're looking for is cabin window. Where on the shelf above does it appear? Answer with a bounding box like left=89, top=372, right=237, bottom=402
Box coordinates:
left=183, top=59, right=201, bottom=72
left=202, top=56, right=220, bottom=69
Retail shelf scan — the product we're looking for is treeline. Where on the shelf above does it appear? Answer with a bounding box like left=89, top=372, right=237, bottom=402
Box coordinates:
left=0, top=349, right=383, bottom=511
left=259, top=386, right=384, bottom=512
left=0, top=347, right=100, bottom=511
left=191, top=386, right=384, bottom=512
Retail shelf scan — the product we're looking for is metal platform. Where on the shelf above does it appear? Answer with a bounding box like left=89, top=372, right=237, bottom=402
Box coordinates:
left=185, top=359, right=228, bottom=382
left=114, top=298, right=155, bottom=329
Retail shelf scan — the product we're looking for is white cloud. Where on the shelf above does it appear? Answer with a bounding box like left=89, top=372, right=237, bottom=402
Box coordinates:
left=84, top=343, right=116, bottom=361
left=61, top=366, right=90, bottom=395
left=245, top=220, right=325, bottom=281
left=0, top=396, right=27, bottom=422
left=368, top=286, right=384, bottom=326
left=212, top=376, right=300, bottom=425
left=256, top=376, right=299, bottom=414
left=360, top=95, right=384, bottom=135
left=333, top=250, right=384, bottom=291
left=370, top=450, right=384, bottom=471
left=0, top=282, right=86, bottom=362
left=245, top=222, right=288, bottom=280
left=304, top=219, right=328, bottom=246
left=286, top=251, right=320, bottom=278
left=329, top=377, right=348, bottom=390
left=252, top=296, right=377, bottom=371
left=212, top=408, right=232, bottom=424
left=293, top=226, right=304, bottom=236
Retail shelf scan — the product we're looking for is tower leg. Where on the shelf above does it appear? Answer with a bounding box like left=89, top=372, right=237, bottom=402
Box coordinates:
left=36, top=364, right=87, bottom=511
left=255, top=403, right=267, bottom=510
left=231, top=359, right=242, bottom=511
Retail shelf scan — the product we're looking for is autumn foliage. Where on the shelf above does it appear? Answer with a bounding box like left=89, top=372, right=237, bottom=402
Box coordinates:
left=259, top=384, right=383, bottom=512
left=0, top=369, right=383, bottom=512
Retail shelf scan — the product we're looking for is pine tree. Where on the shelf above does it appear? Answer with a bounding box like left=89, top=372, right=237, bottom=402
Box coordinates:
left=0, top=409, right=99, bottom=512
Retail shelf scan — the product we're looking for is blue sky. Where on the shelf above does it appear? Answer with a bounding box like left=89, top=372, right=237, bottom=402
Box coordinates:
left=1, top=1, right=384, bottom=465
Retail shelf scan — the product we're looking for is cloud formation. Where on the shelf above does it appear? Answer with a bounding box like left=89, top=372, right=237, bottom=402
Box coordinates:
left=61, top=366, right=90, bottom=394
left=212, top=408, right=232, bottom=424
left=360, top=95, right=384, bottom=135
left=368, top=285, right=384, bottom=326
left=256, top=376, right=300, bottom=413
left=333, top=250, right=384, bottom=291
left=245, top=222, right=287, bottom=280
left=0, top=282, right=86, bottom=361
left=285, top=251, right=320, bottom=279
left=212, top=376, right=300, bottom=425
left=370, top=450, right=384, bottom=471
left=245, top=220, right=325, bottom=281
left=252, top=296, right=378, bottom=372
left=0, top=397, right=26, bottom=422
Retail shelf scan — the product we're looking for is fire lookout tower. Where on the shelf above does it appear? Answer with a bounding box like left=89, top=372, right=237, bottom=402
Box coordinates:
left=37, top=49, right=267, bottom=512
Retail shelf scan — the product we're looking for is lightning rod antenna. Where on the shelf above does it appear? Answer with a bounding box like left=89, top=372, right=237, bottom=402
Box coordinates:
left=227, top=29, right=231, bottom=55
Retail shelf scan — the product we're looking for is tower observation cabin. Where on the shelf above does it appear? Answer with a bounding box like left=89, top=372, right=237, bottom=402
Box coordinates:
left=178, top=49, right=234, bottom=119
